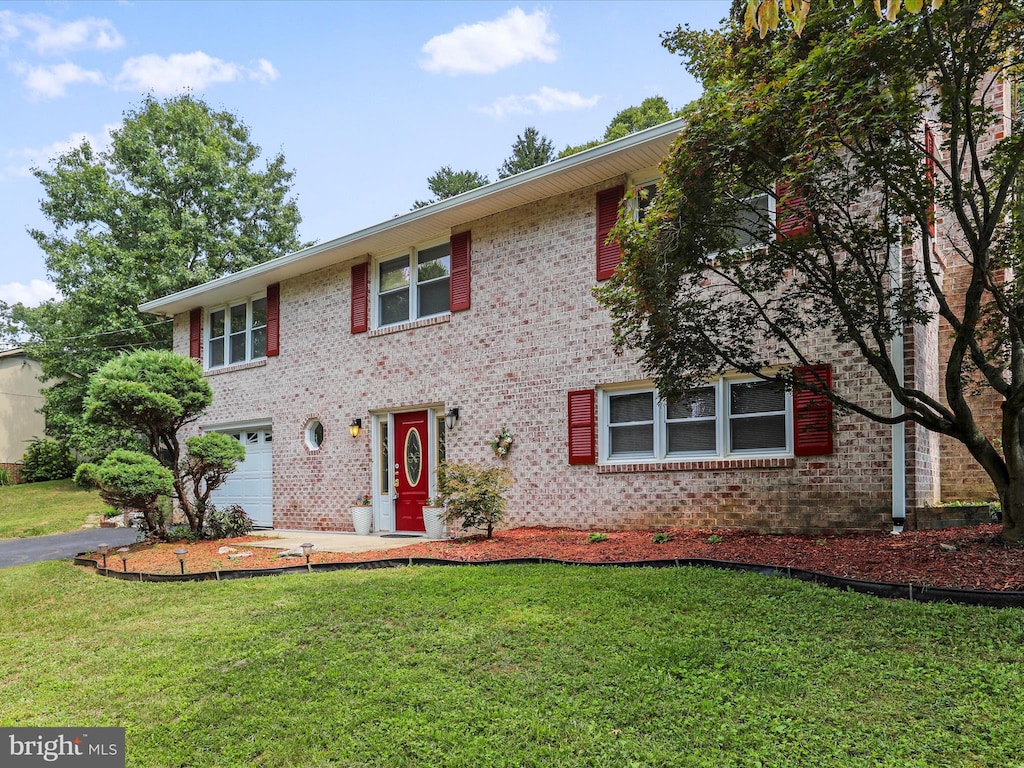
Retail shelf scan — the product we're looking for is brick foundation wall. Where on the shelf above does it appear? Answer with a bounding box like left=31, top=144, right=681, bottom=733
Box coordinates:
left=0, top=462, right=22, bottom=484
left=176, top=182, right=901, bottom=535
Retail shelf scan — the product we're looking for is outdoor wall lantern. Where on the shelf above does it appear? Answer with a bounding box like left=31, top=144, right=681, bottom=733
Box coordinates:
left=174, top=548, right=188, bottom=575
left=349, top=418, right=362, bottom=438
left=445, top=407, right=460, bottom=431
left=117, top=547, right=130, bottom=572
left=301, top=542, right=315, bottom=566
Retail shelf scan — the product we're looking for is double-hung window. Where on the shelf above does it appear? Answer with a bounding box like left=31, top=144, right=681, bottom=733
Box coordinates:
left=726, top=191, right=774, bottom=252
left=208, top=295, right=267, bottom=368
left=602, top=377, right=790, bottom=461
left=377, top=242, right=451, bottom=327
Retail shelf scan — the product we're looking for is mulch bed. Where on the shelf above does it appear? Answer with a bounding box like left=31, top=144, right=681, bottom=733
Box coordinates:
left=79, top=524, right=1024, bottom=591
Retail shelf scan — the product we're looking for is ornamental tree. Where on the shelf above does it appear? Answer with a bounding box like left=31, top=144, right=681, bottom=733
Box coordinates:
left=78, top=350, right=244, bottom=538
left=596, top=3, right=1024, bottom=539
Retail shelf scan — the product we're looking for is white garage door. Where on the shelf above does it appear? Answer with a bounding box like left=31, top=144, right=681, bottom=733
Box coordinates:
left=210, top=428, right=273, bottom=527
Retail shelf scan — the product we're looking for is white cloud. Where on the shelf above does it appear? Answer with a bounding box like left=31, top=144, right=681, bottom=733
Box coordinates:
left=0, top=11, right=123, bottom=55
left=18, top=62, right=104, bottom=99
left=114, top=51, right=279, bottom=95
left=0, top=280, right=61, bottom=307
left=420, top=7, right=557, bottom=76
left=477, top=86, right=600, bottom=119
left=5, top=125, right=117, bottom=179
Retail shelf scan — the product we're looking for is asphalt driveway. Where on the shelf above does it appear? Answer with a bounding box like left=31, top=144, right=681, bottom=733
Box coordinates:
left=0, top=527, right=138, bottom=568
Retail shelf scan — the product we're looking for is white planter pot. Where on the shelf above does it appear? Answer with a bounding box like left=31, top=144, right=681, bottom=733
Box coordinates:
left=351, top=506, right=373, bottom=536
left=422, top=506, right=447, bottom=540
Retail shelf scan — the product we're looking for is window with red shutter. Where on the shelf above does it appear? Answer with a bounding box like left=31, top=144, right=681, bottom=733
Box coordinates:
left=351, top=262, right=369, bottom=334
left=450, top=231, right=471, bottom=312
left=568, top=389, right=597, bottom=465
left=596, top=185, right=625, bottom=281
left=775, top=182, right=813, bottom=240
left=266, top=283, right=280, bottom=357
left=189, top=308, right=202, bottom=361
left=792, top=365, right=834, bottom=456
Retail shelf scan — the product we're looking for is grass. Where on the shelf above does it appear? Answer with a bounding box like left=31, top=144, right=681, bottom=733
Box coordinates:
left=0, top=479, right=111, bottom=538
left=2, top=562, right=1023, bottom=767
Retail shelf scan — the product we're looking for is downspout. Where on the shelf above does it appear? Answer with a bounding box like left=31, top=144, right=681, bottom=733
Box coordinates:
left=891, top=234, right=907, bottom=533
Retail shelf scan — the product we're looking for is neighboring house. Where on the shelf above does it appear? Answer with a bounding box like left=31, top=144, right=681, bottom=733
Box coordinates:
left=0, top=349, right=46, bottom=482
left=140, top=117, right=994, bottom=535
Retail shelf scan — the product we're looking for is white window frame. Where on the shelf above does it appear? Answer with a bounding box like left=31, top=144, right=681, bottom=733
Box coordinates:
left=599, top=375, right=792, bottom=464
left=373, top=239, right=451, bottom=329
left=630, top=171, right=661, bottom=222
left=206, top=293, right=267, bottom=369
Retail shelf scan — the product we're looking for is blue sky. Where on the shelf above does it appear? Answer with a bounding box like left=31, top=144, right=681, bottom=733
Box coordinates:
left=0, top=1, right=730, bottom=306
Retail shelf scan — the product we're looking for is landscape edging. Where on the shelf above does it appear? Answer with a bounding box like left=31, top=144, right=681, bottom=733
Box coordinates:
left=72, top=553, right=1024, bottom=608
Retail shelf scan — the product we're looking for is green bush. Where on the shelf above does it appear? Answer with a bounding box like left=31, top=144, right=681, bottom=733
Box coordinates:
left=0, top=468, right=12, bottom=486
left=74, top=450, right=174, bottom=539
left=204, top=504, right=254, bottom=539
left=21, top=438, right=76, bottom=482
left=438, top=462, right=512, bottom=540
left=587, top=532, right=608, bottom=544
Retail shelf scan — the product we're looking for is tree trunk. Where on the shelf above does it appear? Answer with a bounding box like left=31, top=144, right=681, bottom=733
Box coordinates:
left=998, top=482, right=1024, bottom=544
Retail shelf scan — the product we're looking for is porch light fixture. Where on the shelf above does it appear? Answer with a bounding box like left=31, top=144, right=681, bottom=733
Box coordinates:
left=445, top=407, right=460, bottom=431
left=117, top=547, right=130, bottom=572
left=349, top=418, right=362, bottom=438
left=301, top=542, right=315, bottom=566
left=174, top=548, right=188, bottom=575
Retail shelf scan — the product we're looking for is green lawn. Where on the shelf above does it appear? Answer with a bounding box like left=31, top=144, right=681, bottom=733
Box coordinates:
left=1, top=561, right=1023, bottom=767
left=0, top=479, right=111, bottom=538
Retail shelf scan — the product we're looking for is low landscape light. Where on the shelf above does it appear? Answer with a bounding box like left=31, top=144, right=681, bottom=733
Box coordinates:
left=174, top=548, right=188, bottom=575
left=97, top=544, right=109, bottom=569
left=117, top=547, right=130, bottom=572
left=301, top=542, right=314, bottom=566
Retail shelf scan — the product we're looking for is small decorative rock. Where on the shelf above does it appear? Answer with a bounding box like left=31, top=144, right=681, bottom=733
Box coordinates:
left=218, top=546, right=238, bottom=555
left=277, top=548, right=304, bottom=558
left=939, top=543, right=958, bottom=552
left=228, top=552, right=253, bottom=560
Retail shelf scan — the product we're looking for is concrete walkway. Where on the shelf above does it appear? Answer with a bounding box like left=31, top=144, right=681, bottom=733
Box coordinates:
left=249, top=529, right=432, bottom=554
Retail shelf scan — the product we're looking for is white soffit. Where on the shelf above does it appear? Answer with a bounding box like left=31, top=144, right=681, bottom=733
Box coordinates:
left=141, top=118, right=684, bottom=317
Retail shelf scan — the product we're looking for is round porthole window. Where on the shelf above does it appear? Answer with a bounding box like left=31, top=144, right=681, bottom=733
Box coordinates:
left=304, top=419, right=324, bottom=451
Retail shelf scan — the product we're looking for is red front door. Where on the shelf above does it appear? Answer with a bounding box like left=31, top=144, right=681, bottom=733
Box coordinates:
left=394, top=411, right=429, bottom=532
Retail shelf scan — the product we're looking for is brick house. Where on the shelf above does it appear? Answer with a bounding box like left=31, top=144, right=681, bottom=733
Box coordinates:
left=140, top=118, right=996, bottom=535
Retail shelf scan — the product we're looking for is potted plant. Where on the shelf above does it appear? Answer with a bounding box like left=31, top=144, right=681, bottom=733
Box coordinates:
left=422, top=497, right=447, bottom=540
left=351, top=494, right=373, bottom=535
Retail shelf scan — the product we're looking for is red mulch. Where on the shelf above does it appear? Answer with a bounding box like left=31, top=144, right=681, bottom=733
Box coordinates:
left=80, top=524, right=1024, bottom=591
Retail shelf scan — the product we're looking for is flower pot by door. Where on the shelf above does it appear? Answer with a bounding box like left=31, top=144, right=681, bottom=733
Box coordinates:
left=351, top=506, right=373, bottom=536
left=422, top=506, right=447, bottom=540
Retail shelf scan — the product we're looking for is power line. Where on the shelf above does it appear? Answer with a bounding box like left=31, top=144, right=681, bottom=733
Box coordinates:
left=19, top=317, right=173, bottom=344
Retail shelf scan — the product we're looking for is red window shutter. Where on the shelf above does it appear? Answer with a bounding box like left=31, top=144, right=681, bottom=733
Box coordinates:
left=793, top=365, right=833, bottom=456
left=924, top=124, right=936, bottom=238
left=450, top=231, right=471, bottom=312
left=596, top=185, right=625, bottom=281
left=568, top=389, right=597, bottom=465
left=266, top=283, right=280, bottom=357
left=189, top=308, right=202, bottom=361
left=351, top=262, right=369, bottom=334
left=775, top=182, right=813, bottom=240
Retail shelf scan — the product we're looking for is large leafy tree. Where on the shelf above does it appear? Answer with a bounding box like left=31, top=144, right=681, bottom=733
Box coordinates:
left=597, top=3, right=1024, bottom=538
left=5, top=94, right=306, bottom=456
left=413, top=166, right=489, bottom=209
left=560, top=97, right=678, bottom=158
left=498, top=126, right=555, bottom=179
